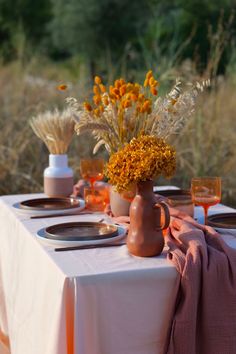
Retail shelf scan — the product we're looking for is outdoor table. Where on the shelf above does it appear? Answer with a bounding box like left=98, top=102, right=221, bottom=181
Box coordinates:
left=0, top=192, right=235, bottom=354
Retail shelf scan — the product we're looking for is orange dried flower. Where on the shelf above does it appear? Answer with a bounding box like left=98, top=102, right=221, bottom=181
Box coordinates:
left=112, top=88, right=120, bottom=97
left=149, top=77, right=155, bottom=86
left=105, top=135, right=176, bottom=193
left=131, top=93, right=138, bottom=101
left=102, top=96, right=109, bottom=106
left=123, top=100, right=132, bottom=108
left=93, top=95, right=101, bottom=105
left=150, top=87, right=158, bottom=96
left=84, top=102, right=92, bottom=111
left=93, top=85, right=100, bottom=95
left=143, top=99, right=151, bottom=111
left=115, top=79, right=122, bottom=88
left=146, top=70, right=153, bottom=80
left=144, top=78, right=149, bottom=87
left=99, top=84, right=106, bottom=93
left=119, top=85, right=126, bottom=96
left=94, top=108, right=100, bottom=116
left=94, top=76, right=102, bottom=85
left=57, top=84, right=67, bottom=91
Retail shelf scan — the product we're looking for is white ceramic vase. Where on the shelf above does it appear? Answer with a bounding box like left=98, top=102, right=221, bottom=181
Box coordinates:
left=44, top=154, right=74, bottom=197
left=109, top=187, right=132, bottom=217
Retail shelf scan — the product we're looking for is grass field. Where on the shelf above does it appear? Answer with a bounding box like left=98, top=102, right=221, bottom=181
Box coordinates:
left=0, top=59, right=235, bottom=207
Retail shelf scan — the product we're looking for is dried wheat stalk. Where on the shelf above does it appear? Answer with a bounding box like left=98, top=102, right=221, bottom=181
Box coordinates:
left=30, top=108, right=75, bottom=154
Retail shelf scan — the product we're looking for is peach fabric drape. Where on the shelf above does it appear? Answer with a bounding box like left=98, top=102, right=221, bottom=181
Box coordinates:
left=166, top=217, right=236, bottom=354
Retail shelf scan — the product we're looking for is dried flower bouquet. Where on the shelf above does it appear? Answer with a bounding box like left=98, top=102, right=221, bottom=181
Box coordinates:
left=67, top=71, right=210, bottom=155
left=106, top=135, right=176, bottom=193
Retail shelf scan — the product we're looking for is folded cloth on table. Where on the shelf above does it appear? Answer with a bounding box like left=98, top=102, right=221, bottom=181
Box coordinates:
left=165, top=210, right=236, bottom=354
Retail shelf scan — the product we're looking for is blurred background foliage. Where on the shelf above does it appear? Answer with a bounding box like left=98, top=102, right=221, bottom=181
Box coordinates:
left=0, top=0, right=235, bottom=206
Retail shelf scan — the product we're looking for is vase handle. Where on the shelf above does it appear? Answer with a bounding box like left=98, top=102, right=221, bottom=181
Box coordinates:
left=153, top=201, right=170, bottom=230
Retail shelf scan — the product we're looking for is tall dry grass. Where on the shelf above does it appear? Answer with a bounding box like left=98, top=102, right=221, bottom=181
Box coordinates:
left=169, top=78, right=236, bottom=207
left=0, top=60, right=235, bottom=207
left=0, top=61, right=95, bottom=195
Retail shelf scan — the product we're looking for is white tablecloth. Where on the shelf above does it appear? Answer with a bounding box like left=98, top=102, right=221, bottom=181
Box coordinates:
left=0, top=194, right=178, bottom=354
left=0, top=193, right=235, bottom=354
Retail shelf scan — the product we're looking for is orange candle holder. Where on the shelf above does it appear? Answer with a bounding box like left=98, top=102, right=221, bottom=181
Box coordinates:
left=84, top=185, right=110, bottom=212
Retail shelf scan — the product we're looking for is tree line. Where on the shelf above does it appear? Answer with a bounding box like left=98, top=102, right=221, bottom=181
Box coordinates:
left=0, top=0, right=235, bottom=75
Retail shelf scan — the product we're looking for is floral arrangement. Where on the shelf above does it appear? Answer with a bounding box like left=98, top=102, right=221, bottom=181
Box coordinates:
left=65, top=71, right=209, bottom=192
left=67, top=71, right=210, bottom=155
left=30, top=108, right=75, bottom=154
left=105, top=134, right=176, bottom=193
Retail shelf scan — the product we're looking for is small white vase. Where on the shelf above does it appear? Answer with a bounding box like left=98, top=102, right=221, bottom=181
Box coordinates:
left=109, top=187, right=132, bottom=217
left=44, top=154, right=74, bottom=197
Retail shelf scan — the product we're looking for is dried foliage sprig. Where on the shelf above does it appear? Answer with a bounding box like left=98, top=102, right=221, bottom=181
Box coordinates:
left=67, top=72, right=210, bottom=154
left=30, top=108, right=75, bottom=154
left=105, top=135, right=176, bottom=193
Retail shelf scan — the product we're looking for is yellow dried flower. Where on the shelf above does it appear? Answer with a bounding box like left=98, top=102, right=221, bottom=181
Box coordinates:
left=94, top=108, right=100, bottom=116
left=105, top=135, right=176, bottom=193
left=94, top=76, right=102, bottom=85
left=99, top=84, right=106, bottom=93
left=120, top=85, right=127, bottom=96
left=102, top=96, right=109, bottom=106
left=84, top=102, right=92, bottom=112
left=112, top=88, right=120, bottom=97
left=150, top=87, right=158, bottom=96
left=93, top=95, right=101, bottom=105
left=99, top=105, right=104, bottom=113
left=152, top=80, right=159, bottom=87
left=131, top=93, right=138, bottom=101
left=149, top=77, right=155, bottom=86
left=93, top=85, right=100, bottom=95
left=115, top=79, right=122, bottom=88
left=142, top=99, right=151, bottom=112
left=123, top=99, right=132, bottom=109
left=144, top=78, right=149, bottom=87
left=57, top=84, right=67, bottom=91
left=138, top=93, right=145, bottom=102
left=146, top=70, right=153, bottom=80
left=134, top=83, right=140, bottom=92
left=126, top=83, right=133, bottom=92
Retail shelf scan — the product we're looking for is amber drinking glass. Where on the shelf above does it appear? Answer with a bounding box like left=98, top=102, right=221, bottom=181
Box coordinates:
left=80, top=158, right=104, bottom=189
left=191, top=177, right=221, bottom=224
left=84, top=185, right=110, bottom=211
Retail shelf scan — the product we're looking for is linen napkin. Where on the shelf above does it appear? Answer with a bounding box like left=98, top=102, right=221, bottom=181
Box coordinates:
left=165, top=211, right=236, bottom=354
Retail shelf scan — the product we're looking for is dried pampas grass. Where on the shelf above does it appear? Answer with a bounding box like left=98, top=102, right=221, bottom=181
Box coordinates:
left=30, top=108, right=75, bottom=154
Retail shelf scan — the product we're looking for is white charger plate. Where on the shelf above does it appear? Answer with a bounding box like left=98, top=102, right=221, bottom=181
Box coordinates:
left=12, top=198, right=85, bottom=216
left=36, top=224, right=127, bottom=247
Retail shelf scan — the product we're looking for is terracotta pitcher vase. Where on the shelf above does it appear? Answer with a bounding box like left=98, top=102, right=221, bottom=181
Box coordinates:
left=127, top=180, right=170, bottom=257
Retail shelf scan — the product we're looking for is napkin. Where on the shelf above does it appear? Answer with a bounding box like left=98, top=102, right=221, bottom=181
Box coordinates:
left=165, top=211, right=236, bottom=354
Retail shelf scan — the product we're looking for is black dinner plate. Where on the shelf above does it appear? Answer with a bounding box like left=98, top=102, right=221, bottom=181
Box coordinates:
left=207, top=213, right=236, bottom=229
left=45, top=221, right=118, bottom=241
left=20, top=197, right=80, bottom=211
left=154, top=189, right=191, bottom=197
